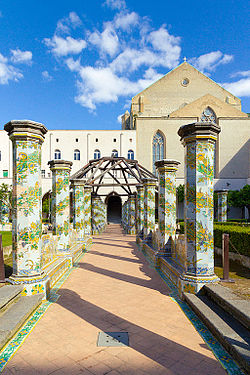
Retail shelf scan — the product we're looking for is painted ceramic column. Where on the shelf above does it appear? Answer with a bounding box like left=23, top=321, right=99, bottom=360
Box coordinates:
left=48, top=160, right=72, bottom=254
left=71, top=179, right=85, bottom=241
left=143, top=178, right=157, bottom=240
left=155, top=159, right=180, bottom=256
left=84, top=184, right=92, bottom=236
left=0, top=199, right=10, bottom=224
left=92, top=195, right=103, bottom=234
left=217, top=190, right=228, bottom=222
left=136, top=185, right=144, bottom=236
left=178, top=122, right=221, bottom=294
left=127, top=194, right=136, bottom=234
left=4, top=120, right=49, bottom=296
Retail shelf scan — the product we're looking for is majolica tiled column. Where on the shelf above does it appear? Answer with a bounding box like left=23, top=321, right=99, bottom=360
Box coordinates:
left=178, top=122, right=221, bottom=294
left=136, top=185, right=144, bottom=236
left=217, top=190, right=228, bottom=222
left=71, top=179, right=85, bottom=241
left=0, top=199, right=10, bottom=224
left=143, top=178, right=157, bottom=240
left=4, top=120, right=49, bottom=296
left=49, top=160, right=72, bottom=254
left=84, top=184, right=92, bottom=236
left=92, top=195, right=103, bottom=234
left=155, top=159, right=180, bottom=256
left=127, top=194, right=136, bottom=234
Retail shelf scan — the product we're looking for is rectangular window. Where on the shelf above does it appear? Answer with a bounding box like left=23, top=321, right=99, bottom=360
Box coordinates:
left=96, top=138, right=98, bottom=142
left=42, top=170, right=45, bottom=178
left=113, top=138, right=116, bottom=142
left=3, top=170, right=8, bottom=178
left=76, top=138, right=78, bottom=142
left=56, top=138, right=59, bottom=142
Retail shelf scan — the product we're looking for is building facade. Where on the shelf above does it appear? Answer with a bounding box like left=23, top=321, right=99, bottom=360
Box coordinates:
left=0, top=62, right=249, bottom=218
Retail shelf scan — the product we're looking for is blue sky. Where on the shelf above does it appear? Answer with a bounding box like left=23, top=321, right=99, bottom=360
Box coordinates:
left=0, top=0, right=249, bottom=130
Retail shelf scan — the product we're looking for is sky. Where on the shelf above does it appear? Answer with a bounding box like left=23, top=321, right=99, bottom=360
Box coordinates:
left=0, top=0, right=249, bottom=130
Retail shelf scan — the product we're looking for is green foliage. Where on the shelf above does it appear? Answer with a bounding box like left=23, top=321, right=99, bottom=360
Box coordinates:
left=214, top=224, right=250, bottom=257
left=0, top=231, right=12, bottom=247
left=0, top=183, right=12, bottom=208
left=176, top=184, right=184, bottom=203
left=228, top=185, right=250, bottom=216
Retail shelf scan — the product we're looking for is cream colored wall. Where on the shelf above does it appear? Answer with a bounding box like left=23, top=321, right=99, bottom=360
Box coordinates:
left=136, top=117, right=250, bottom=183
left=132, top=62, right=241, bottom=117
left=218, top=118, right=250, bottom=179
left=136, top=117, right=196, bottom=178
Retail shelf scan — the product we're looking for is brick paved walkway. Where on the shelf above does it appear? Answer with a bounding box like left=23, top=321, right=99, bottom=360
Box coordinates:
left=3, top=225, right=226, bottom=375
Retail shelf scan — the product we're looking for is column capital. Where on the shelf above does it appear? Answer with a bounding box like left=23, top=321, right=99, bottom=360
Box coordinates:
left=4, top=119, right=47, bottom=143
left=70, top=179, right=87, bottom=187
left=48, top=160, right=73, bottom=171
left=178, top=122, right=221, bottom=145
left=155, top=159, right=180, bottom=171
left=142, top=177, right=157, bottom=186
left=215, top=189, right=228, bottom=195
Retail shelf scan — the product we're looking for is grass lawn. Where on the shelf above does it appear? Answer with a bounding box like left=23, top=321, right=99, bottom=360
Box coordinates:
left=1, top=231, right=12, bottom=278
left=0, top=231, right=12, bottom=247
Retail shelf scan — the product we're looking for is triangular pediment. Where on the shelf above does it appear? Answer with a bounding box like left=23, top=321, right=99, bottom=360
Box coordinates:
left=169, top=94, right=247, bottom=118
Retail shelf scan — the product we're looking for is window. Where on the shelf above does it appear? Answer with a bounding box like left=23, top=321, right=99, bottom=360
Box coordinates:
left=94, top=149, right=101, bottom=159
left=111, top=149, right=118, bottom=157
left=129, top=138, right=132, bottom=142
left=127, top=150, right=134, bottom=160
left=113, top=138, right=116, bottom=142
left=41, top=170, right=45, bottom=178
left=48, top=172, right=51, bottom=178
left=3, top=170, right=8, bottom=178
left=74, top=149, right=80, bottom=161
left=201, top=107, right=216, bottom=123
left=56, top=138, right=59, bottom=142
left=96, top=138, right=98, bottom=142
left=76, top=138, right=78, bottom=142
left=54, top=149, right=61, bottom=159
left=152, top=131, right=164, bottom=174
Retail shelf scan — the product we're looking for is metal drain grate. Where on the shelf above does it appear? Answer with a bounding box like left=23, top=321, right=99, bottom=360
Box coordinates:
left=97, top=332, right=129, bottom=347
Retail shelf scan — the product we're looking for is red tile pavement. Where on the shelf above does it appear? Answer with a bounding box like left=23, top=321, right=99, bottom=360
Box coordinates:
left=2, top=224, right=226, bottom=374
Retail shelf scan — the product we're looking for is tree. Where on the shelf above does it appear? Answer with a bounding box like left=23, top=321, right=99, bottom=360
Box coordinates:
left=176, top=184, right=184, bottom=203
left=228, top=185, right=250, bottom=219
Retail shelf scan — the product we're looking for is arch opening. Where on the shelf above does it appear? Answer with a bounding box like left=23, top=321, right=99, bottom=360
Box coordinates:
left=106, top=194, right=122, bottom=223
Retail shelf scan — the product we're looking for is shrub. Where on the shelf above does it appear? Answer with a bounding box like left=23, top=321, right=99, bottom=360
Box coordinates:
left=214, top=224, right=250, bottom=257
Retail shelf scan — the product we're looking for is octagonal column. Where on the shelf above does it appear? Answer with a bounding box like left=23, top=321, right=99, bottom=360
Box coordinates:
left=92, top=195, right=103, bottom=234
left=155, top=159, right=180, bottom=256
left=84, top=185, right=92, bottom=236
left=143, top=178, right=157, bottom=240
left=127, top=194, right=136, bottom=234
left=136, top=185, right=144, bottom=236
left=217, top=190, right=228, bottom=222
left=0, top=199, right=10, bottom=225
left=4, top=120, right=49, bottom=296
left=48, top=160, right=72, bottom=254
left=71, top=179, right=85, bottom=241
left=178, top=122, right=221, bottom=294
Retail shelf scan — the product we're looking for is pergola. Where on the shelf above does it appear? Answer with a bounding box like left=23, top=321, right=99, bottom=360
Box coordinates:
left=70, top=156, right=157, bottom=195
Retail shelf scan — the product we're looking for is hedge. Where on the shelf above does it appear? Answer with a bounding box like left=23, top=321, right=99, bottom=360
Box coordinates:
left=176, top=223, right=250, bottom=257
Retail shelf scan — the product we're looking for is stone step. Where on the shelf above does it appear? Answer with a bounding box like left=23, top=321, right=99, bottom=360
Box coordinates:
left=0, top=294, right=43, bottom=349
left=203, top=284, right=250, bottom=330
left=0, top=285, right=23, bottom=312
left=184, top=292, right=250, bottom=374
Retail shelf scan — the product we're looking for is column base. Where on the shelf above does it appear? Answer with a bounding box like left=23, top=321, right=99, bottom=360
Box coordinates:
left=8, top=272, right=50, bottom=299
left=179, top=273, right=219, bottom=295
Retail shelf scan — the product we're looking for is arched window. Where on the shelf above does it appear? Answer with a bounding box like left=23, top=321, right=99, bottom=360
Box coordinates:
left=111, top=149, right=118, bottom=157
left=201, top=107, right=216, bottom=123
left=152, top=131, right=164, bottom=174
left=127, top=150, right=134, bottom=160
left=54, top=149, right=61, bottom=160
left=94, top=149, right=101, bottom=159
left=74, top=149, right=80, bottom=161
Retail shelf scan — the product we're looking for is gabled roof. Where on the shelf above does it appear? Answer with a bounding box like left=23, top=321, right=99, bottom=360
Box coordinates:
left=169, top=94, right=247, bottom=118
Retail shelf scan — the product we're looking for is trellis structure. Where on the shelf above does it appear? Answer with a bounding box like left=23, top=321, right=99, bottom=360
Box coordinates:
left=70, top=156, right=157, bottom=195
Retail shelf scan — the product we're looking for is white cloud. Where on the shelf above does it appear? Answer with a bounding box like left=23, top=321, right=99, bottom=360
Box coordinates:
left=44, top=35, right=87, bottom=56
left=56, top=11, right=82, bottom=34
left=89, top=25, right=119, bottom=57
left=114, top=12, right=139, bottom=30
left=231, top=70, right=250, bottom=78
left=104, top=0, right=126, bottom=10
left=117, top=114, right=122, bottom=123
left=42, top=70, right=53, bottom=81
left=10, top=48, right=32, bottom=64
left=190, top=51, right=233, bottom=72
left=223, top=71, right=250, bottom=97
left=0, top=53, right=23, bottom=84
